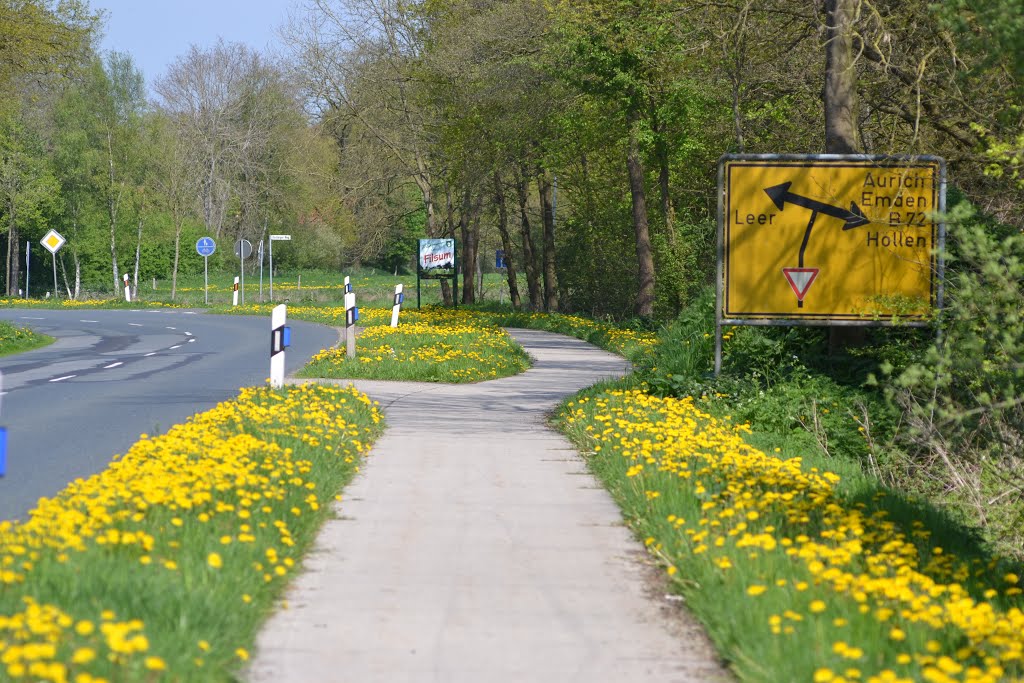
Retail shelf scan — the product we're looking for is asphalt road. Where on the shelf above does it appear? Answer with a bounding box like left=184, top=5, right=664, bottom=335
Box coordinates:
left=0, top=308, right=340, bottom=522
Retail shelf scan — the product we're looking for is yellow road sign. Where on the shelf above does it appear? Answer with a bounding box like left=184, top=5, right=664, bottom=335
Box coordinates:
left=40, top=229, right=66, bottom=255
left=720, top=155, right=944, bottom=322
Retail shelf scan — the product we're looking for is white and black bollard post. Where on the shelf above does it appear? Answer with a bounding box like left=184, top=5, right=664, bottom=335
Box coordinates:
left=345, top=290, right=358, bottom=359
left=270, top=304, right=290, bottom=388
left=341, top=276, right=353, bottom=347
left=390, top=284, right=404, bottom=328
left=232, top=276, right=240, bottom=307
left=123, top=273, right=131, bottom=302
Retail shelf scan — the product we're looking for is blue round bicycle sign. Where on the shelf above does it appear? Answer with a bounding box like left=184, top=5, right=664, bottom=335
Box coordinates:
left=196, top=237, right=216, bottom=257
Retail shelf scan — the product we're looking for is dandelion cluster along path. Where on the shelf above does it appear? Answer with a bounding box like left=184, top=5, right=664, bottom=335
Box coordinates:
left=249, top=328, right=731, bottom=683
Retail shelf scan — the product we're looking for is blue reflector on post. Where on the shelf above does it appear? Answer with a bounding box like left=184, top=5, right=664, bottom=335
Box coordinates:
left=0, top=426, right=7, bottom=477
left=282, top=326, right=291, bottom=348
left=353, top=307, right=360, bottom=322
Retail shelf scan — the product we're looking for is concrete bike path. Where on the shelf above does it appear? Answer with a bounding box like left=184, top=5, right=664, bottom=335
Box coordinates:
left=249, top=329, right=730, bottom=682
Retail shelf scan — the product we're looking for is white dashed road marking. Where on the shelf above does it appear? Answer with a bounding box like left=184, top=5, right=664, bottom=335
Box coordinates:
left=128, top=323, right=143, bottom=327
left=104, top=362, right=123, bottom=369
left=49, top=375, right=76, bottom=382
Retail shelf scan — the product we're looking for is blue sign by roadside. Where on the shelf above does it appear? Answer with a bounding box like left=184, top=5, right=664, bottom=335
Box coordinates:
left=496, top=249, right=506, bottom=269
left=196, top=237, right=216, bottom=257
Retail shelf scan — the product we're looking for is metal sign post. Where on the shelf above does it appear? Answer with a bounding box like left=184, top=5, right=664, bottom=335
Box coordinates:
left=234, top=239, right=252, bottom=306
left=24, top=241, right=29, bottom=298
left=258, top=240, right=265, bottom=302
left=269, top=235, right=290, bottom=302
left=196, top=237, right=216, bottom=305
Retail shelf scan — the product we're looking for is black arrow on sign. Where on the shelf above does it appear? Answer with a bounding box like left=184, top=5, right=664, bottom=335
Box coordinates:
left=764, top=181, right=870, bottom=230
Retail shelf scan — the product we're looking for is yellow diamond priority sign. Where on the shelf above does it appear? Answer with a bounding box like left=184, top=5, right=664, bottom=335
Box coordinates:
left=719, top=155, right=945, bottom=323
left=40, top=229, right=66, bottom=255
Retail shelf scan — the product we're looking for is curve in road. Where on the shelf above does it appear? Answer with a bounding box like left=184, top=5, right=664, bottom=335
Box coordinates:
left=0, top=308, right=339, bottom=522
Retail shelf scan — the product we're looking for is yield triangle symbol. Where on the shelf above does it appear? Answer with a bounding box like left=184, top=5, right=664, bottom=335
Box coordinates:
left=782, top=267, right=819, bottom=302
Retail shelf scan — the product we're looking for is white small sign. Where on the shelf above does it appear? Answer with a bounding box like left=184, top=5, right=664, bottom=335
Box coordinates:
left=40, top=230, right=66, bottom=255
left=270, top=234, right=292, bottom=241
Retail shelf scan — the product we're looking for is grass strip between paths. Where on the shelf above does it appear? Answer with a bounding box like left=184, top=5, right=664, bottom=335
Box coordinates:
left=0, top=321, right=53, bottom=357
left=0, top=383, right=382, bottom=682
left=558, top=388, right=1024, bottom=683
left=219, top=304, right=653, bottom=383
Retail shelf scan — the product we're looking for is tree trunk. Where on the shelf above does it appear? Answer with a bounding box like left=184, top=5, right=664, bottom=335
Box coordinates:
left=172, top=213, right=182, bottom=301
left=626, top=107, right=655, bottom=318
left=438, top=185, right=456, bottom=306
left=653, top=105, right=677, bottom=249
left=413, top=173, right=438, bottom=237
left=132, top=215, right=143, bottom=299
left=516, top=169, right=541, bottom=311
left=73, top=252, right=81, bottom=300
left=107, top=131, right=121, bottom=294
left=538, top=171, right=559, bottom=313
left=459, top=187, right=476, bottom=304
left=825, top=0, right=865, bottom=352
left=70, top=214, right=81, bottom=299
left=59, top=252, right=72, bottom=298
left=493, top=171, right=521, bottom=310
left=5, top=202, right=16, bottom=296
left=10, top=230, right=19, bottom=296
left=824, top=0, right=859, bottom=154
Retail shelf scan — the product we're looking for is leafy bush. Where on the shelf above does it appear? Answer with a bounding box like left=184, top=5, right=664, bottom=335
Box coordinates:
left=886, top=202, right=1024, bottom=558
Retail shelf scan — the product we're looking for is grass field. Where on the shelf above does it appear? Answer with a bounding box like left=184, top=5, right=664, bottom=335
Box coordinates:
left=111, top=269, right=511, bottom=309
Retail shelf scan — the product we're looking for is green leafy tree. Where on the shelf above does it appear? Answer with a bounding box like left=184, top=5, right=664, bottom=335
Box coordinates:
left=0, top=112, right=60, bottom=295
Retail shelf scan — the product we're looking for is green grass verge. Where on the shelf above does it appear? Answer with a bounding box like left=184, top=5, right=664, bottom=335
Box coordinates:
left=298, top=319, right=531, bottom=383
left=0, top=383, right=382, bottom=682
left=0, top=297, right=185, bottom=311
left=18, top=269, right=506, bottom=309
left=556, top=386, right=1023, bottom=683
left=0, top=321, right=53, bottom=356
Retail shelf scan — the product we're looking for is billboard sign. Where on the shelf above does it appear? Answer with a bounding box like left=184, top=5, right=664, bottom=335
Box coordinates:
left=719, top=154, right=945, bottom=323
left=419, top=238, right=456, bottom=279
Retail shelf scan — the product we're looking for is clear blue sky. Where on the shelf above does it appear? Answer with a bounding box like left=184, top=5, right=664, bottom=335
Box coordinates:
left=94, top=0, right=296, bottom=89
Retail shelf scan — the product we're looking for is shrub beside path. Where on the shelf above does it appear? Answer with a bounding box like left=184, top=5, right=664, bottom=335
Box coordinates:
left=248, top=329, right=731, bottom=682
